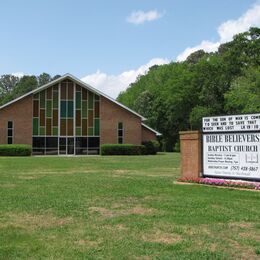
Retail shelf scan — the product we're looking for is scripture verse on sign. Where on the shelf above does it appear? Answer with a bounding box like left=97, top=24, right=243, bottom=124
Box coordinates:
left=203, top=133, right=260, bottom=179
left=202, top=113, right=260, bottom=132
left=202, top=113, right=260, bottom=180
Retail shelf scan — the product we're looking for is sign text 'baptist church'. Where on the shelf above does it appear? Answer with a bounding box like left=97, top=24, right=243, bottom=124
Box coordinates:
left=202, top=113, right=260, bottom=180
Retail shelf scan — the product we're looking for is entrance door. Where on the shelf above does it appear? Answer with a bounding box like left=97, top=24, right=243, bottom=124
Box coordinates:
left=59, top=137, right=75, bottom=155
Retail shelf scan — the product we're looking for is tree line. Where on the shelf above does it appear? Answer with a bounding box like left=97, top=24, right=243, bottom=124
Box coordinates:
left=0, top=28, right=259, bottom=151
left=0, top=73, right=61, bottom=106
left=117, top=28, right=260, bottom=151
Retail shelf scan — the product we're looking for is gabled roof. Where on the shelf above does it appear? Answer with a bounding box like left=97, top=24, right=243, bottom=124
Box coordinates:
left=0, top=73, right=146, bottom=120
left=141, top=123, right=162, bottom=136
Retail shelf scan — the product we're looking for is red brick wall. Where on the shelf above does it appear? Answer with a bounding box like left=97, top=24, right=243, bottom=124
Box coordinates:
left=0, top=95, right=33, bottom=145
left=100, top=97, right=142, bottom=145
left=141, top=126, right=157, bottom=142
left=179, top=131, right=202, bottom=178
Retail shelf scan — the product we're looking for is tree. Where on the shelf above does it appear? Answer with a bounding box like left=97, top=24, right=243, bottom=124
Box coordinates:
left=225, top=67, right=260, bottom=113
left=38, top=73, right=52, bottom=87
left=0, top=75, right=19, bottom=95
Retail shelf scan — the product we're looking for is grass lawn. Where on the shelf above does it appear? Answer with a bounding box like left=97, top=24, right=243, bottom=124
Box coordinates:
left=0, top=153, right=259, bottom=259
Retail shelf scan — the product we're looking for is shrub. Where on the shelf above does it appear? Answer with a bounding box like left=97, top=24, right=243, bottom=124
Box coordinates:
left=142, top=140, right=160, bottom=155
left=0, top=144, right=31, bottom=156
left=101, top=144, right=145, bottom=155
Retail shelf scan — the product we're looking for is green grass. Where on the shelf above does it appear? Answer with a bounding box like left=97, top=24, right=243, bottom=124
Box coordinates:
left=0, top=153, right=259, bottom=259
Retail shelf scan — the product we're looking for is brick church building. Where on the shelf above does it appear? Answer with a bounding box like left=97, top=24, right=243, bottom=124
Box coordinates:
left=0, top=74, right=160, bottom=155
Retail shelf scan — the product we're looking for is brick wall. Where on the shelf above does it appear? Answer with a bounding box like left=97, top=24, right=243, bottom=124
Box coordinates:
left=100, top=97, right=142, bottom=145
left=141, top=126, right=157, bottom=142
left=0, top=95, right=33, bottom=145
left=179, top=131, right=202, bottom=178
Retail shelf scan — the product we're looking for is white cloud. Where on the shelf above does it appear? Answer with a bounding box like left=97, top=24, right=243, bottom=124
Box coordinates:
left=177, top=3, right=260, bottom=61
left=127, top=10, right=164, bottom=25
left=81, top=58, right=169, bottom=98
left=11, top=72, right=24, bottom=78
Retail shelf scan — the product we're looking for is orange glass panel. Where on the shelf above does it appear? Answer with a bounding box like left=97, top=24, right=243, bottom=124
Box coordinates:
left=82, top=88, right=88, bottom=100
left=33, top=100, right=39, bottom=117
left=60, top=119, right=66, bottom=136
left=53, top=110, right=58, bottom=126
left=67, top=119, right=73, bottom=136
left=47, top=87, right=52, bottom=99
left=40, top=109, right=45, bottom=126
left=67, top=83, right=74, bottom=100
left=46, top=118, right=52, bottom=135
left=76, top=110, right=81, bottom=127
left=61, top=83, right=67, bottom=99
left=82, top=119, right=88, bottom=135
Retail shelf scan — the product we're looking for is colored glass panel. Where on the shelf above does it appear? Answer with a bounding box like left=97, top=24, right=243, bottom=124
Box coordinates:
left=46, top=118, right=52, bottom=135
left=40, top=91, right=45, bottom=108
left=94, top=119, right=100, bottom=136
left=88, top=92, right=93, bottom=109
left=61, top=83, right=67, bottom=99
left=34, top=93, right=39, bottom=100
left=47, top=87, right=52, bottom=99
left=40, top=127, right=45, bottom=136
left=60, top=101, right=67, bottom=118
left=53, top=84, right=58, bottom=91
left=82, top=101, right=88, bottom=118
left=76, top=91, right=81, bottom=109
left=76, top=84, right=81, bottom=92
left=33, top=100, right=39, bottom=117
left=82, top=88, right=88, bottom=100
left=76, top=110, right=81, bottom=127
left=40, top=109, right=45, bottom=126
left=53, top=127, right=58, bottom=136
left=76, top=127, right=81, bottom=136
left=95, top=94, right=100, bottom=101
left=33, top=118, right=39, bottom=135
left=53, top=91, right=58, bottom=108
left=67, top=83, right=74, bottom=99
left=88, top=127, right=93, bottom=136
left=53, top=110, right=58, bottom=126
left=67, top=101, right=74, bottom=118
left=60, top=119, right=66, bottom=135
left=67, top=119, right=73, bottom=136
left=46, top=100, right=52, bottom=117
left=94, top=101, right=99, bottom=117
left=88, top=110, right=93, bottom=127
left=82, top=119, right=88, bottom=135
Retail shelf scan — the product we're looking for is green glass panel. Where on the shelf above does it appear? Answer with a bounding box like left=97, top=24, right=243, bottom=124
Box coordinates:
left=88, top=127, right=93, bottom=136
left=33, top=118, right=39, bottom=135
left=34, top=93, right=39, bottom=100
left=40, top=91, right=45, bottom=108
left=60, top=101, right=67, bottom=118
left=67, top=101, right=74, bottom=118
left=40, top=127, right=45, bottom=136
left=88, top=92, right=93, bottom=109
left=46, top=100, right=52, bottom=117
left=76, top=92, right=81, bottom=109
left=53, top=127, right=58, bottom=136
left=53, top=91, right=58, bottom=108
left=95, top=94, right=100, bottom=101
left=118, top=122, right=123, bottom=129
left=82, top=101, right=88, bottom=118
left=76, top=127, right=81, bottom=136
left=94, top=119, right=100, bottom=136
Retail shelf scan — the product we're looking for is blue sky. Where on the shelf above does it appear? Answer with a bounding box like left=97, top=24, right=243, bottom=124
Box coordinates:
left=0, top=0, right=259, bottom=97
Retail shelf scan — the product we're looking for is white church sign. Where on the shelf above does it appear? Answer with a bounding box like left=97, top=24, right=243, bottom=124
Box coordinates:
left=202, top=113, right=260, bottom=180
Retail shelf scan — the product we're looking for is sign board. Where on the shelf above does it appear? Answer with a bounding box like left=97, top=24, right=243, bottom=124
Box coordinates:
left=202, top=113, right=260, bottom=132
left=202, top=113, right=260, bottom=180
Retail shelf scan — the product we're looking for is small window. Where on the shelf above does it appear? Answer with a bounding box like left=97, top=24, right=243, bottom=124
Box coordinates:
left=118, top=122, right=123, bottom=144
left=7, top=121, right=13, bottom=144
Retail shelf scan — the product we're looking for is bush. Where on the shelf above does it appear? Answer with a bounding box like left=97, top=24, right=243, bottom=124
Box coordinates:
left=142, top=140, right=160, bottom=155
left=0, top=144, right=31, bottom=156
left=173, top=140, right=180, bottom=152
left=101, top=144, right=145, bottom=155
